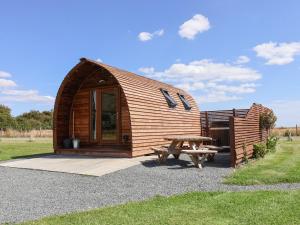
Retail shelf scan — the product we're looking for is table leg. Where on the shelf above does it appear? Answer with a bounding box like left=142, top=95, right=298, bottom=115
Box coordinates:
left=195, top=141, right=202, bottom=149
left=158, top=151, right=169, bottom=164
left=188, top=141, right=197, bottom=151
left=199, top=155, right=206, bottom=168
left=207, top=153, right=215, bottom=162
left=169, top=140, right=179, bottom=150
left=188, top=154, right=201, bottom=168
left=162, top=151, right=169, bottom=163
left=169, top=140, right=181, bottom=158
left=173, top=141, right=184, bottom=159
left=172, top=154, right=180, bottom=159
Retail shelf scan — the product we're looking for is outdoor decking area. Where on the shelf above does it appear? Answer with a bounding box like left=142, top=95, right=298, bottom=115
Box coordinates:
left=55, top=145, right=132, bottom=158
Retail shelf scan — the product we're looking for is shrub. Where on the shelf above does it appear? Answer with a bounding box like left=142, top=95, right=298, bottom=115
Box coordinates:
left=266, top=136, right=279, bottom=152
left=253, top=143, right=267, bottom=158
left=260, top=110, right=277, bottom=130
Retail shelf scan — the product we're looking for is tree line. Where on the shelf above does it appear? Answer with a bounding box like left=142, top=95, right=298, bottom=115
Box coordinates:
left=0, top=104, right=53, bottom=131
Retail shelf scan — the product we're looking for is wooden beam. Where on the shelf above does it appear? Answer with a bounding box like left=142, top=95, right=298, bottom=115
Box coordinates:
left=229, top=116, right=236, bottom=167
left=205, top=111, right=210, bottom=137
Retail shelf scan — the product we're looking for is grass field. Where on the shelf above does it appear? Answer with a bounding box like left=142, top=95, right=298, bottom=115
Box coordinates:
left=21, top=190, right=300, bottom=225
left=225, top=138, right=300, bottom=185
left=0, top=138, right=53, bottom=161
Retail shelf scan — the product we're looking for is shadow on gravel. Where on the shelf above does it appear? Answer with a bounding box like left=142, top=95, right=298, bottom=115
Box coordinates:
left=203, top=153, right=231, bottom=168
left=141, top=153, right=231, bottom=169
left=141, top=157, right=193, bottom=168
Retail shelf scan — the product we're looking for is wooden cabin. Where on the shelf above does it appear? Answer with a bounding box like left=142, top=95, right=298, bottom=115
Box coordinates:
left=201, top=103, right=271, bottom=166
left=53, top=58, right=201, bottom=157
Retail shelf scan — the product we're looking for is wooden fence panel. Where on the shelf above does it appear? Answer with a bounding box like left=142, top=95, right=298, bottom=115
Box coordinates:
left=201, top=103, right=271, bottom=167
left=230, top=104, right=271, bottom=166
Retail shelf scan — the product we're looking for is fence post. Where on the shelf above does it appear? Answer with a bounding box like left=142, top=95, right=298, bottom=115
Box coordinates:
left=205, top=112, right=209, bottom=137
left=296, top=124, right=298, bottom=136
left=229, top=116, right=236, bottom=167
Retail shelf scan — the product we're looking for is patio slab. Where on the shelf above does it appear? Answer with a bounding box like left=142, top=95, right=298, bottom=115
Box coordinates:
left=0, top=154, right=156, bottom=176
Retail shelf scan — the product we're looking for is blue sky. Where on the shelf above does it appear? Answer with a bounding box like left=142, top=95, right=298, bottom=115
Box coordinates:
left=0, top=0, right=299, bottom=126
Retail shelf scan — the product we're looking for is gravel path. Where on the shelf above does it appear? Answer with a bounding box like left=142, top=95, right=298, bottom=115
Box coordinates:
left=0, top=153, right=299, bottom=224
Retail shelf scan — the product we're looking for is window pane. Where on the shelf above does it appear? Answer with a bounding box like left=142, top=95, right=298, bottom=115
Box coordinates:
left=178, top=94, right=192, bottom=110
left=101, top=91, right=117, bottom=141
left=91, top=90, right=97, bottom=140
left=161, top=89, right=177, bottom=108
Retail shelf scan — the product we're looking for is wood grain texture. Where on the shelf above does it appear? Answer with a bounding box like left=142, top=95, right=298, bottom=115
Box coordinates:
left=231, top=104, right=271, bottom=166
left=201, top=104, right=271, bottom=166
left=53, top=58, right=201, bottom=156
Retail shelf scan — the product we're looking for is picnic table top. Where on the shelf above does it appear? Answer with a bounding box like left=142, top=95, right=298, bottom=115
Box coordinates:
left=164, top=135, right=212, bottom=142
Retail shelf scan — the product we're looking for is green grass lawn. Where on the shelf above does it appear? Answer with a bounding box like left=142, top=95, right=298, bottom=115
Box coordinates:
left=21, top=190, right=300, bottom=225
left=225, top=138, right=300, bottom=185
left=0, top=138, right=53, bottom=161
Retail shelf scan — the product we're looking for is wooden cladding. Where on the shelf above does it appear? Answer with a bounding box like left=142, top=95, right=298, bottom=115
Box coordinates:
left=230, top=104, right=271, bottom=166
left=201, top=104, right=271, bottom=166
left=53, top=58, right=201, bottom=156
left=99, top=60, right=201, bottom=156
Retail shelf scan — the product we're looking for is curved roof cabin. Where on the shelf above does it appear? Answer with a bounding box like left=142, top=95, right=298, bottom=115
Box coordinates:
left=53, top=58, right=201, bottom=157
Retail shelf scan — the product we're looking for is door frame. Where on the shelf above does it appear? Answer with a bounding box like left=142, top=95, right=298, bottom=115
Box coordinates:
left=89, top=86, right=121, bottom=145
left=97, top=87, right=121, bottom=145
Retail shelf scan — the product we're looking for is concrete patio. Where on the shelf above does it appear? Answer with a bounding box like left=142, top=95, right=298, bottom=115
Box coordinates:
left=0, top=154, right=156, bottom=176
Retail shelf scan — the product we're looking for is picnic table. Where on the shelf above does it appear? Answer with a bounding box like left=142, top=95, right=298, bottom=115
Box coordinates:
left=152, top=135, right=217, bottom=168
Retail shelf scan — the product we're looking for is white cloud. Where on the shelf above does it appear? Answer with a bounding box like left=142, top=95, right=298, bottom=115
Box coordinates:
left=198, top=91, right=241, bottom=103
left=0, top=70, right=54, bottom=104
left=138, top=32, right=152, bottom=41
left=139, top=59, right=261, bottom=103
left=96, top=58, right=102, bottom=62
left=267, top=100, right=300, bottom=127
left=154, top=29, right=164, bottom=36
left=138, top=67, right=155, bottom=74
left=138, top=29, right=164, bottom=42
left=235, top=55, right=250, bottom=64
left=146, top=59, right=261, bottom=83
left=178, top=14, right=210, bottom=40
left=253, top=42, right=300, bottom=65
left=176, top=82, right=205, bottom=91
left=0, top=89, right=54, bottom=103
left=205, top=83, right=256, bottom=94
left=0, top=78, right=17, bottom=87
left=0, top=71, right=12, bottom=78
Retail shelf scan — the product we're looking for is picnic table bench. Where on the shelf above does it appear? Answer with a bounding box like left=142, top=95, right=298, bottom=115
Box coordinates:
left=152, top=135, right=218, bottom=168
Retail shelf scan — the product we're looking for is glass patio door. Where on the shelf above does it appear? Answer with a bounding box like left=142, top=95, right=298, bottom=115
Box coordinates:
left=100, top=88, right=119, bottom=143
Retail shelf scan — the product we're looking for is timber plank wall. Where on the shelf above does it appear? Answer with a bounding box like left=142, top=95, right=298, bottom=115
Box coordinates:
left=54, top=58, right=201, bottom=157
left=97, top=60, right=201, bottom=156
left=230, top=104, right=270, bottom=166
left=200, top=109, right=248, bottom=137
left=201, top=104, right=271, bottom=166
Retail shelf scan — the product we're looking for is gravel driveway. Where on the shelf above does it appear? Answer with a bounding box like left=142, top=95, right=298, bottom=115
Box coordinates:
left=1, top=153, right=299, bottom=224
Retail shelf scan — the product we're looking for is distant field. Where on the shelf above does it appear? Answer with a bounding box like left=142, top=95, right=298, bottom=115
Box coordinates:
left=0, top=129, right=52, bottom=138
left=0, top=138, right=53, bottom=161
left=272, top=127, right=300, bottom=136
